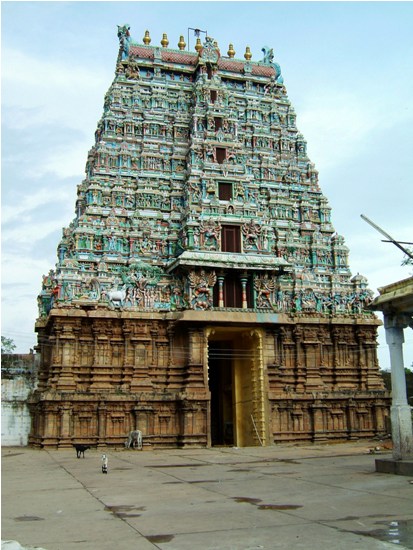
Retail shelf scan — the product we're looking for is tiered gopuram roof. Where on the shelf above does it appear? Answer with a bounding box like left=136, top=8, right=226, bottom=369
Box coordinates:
left=37, top=26, right=374, bottom=320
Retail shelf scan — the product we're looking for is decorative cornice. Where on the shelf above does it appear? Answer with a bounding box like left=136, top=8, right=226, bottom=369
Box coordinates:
left=166, top=250, right=291, bottom=273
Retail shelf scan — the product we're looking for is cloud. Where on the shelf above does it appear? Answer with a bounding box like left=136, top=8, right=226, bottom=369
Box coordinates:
left=2, top=186, right=73, bottom=225
left=1, top=253, right=52, bottom=349
left=295, top=80, right=413, bottom=174
left=30, top=141, right=90, bottom=180
left=298, top=93, right=378, bottom=171
left=1, top=250, right=56, bottom=283
left=2, top=126, right=89, bottom=186
left=1, top=254, right=57, bottom=351
left=2, top=220, right=66, bottom=248
left=2, top=47, right=108, bottom=182
left=2, top=48, right=109, bottom=133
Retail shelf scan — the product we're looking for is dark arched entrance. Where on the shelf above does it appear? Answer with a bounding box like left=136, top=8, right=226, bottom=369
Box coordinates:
left=208, top=340, right=234, bottom=445
left=207, top=328, right=267, bottom=447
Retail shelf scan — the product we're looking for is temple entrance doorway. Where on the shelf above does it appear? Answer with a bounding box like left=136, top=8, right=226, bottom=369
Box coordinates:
left=207, top=329, right=267, bottom=447
left=208, top=340, right=234, bottom=446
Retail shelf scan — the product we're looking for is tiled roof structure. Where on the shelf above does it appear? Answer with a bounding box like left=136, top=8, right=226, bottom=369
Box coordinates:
left=130, top=44, right=275, bottom=75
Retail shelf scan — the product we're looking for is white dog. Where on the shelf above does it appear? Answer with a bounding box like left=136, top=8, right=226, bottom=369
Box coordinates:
left=101, top=454, right=108, bottom=474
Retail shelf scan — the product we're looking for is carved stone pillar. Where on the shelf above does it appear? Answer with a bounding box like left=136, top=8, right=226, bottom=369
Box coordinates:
left=180, top=400, right=195, bottom=436
left=43, top=404, right=58, bottom=441
left=132, top=405, right=154, bottom=447
left=166, top=322, right=182, bottom=389
left=240, top=274, right=248, bottom=309
left=356, top=328, right=367, bottom=389
left=293, top=326, right=305, bottom=392
left=56, top=324, right=77, bottom=391
left=217, top=275, right=225, bottom=308
left=150, top=328, right=158, bottom=366
left=97, top=402, right=107, bottom=446
left=36, top=331, right=53, bottom=391
left=384, top=315, right=413, bottom=460
left=187, top=227, right=194, bottom=248
left=59, top=403, right=72, bottom=446
left=303, top=331, right=324, bottom=390
left=311, top=400, right=327, bottom=441
left=90, top=321, right=112, bottom=390
left=373, top=401, right=387, bottom=434
left=49, top=329, right=62, bottom=388
left=121, top=322, right=132, bottom=390
left=130, top=339, right=153, bottom=392
left=178, top=400, right=207, bottom=447
left=357, top=326, right=383, bottom=390
left=184, top=329, right=206, bottom=390
left=346, top=399, right=358, bottom=440
left=331, top=327, right=340, bottom=388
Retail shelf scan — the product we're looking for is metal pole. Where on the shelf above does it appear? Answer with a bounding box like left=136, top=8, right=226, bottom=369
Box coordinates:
left=361, top=214, right=413, bottom=259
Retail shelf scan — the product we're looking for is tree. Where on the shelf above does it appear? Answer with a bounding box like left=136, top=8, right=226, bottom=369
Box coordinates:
left=401, top=248, right=413, bottom=267
left=1, top=336, right=16, bottom=354
left=380, top=367, right=413, bottom=406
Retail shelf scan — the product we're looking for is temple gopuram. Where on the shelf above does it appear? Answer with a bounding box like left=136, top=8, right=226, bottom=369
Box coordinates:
left=29, top=26, right=390, bottom=448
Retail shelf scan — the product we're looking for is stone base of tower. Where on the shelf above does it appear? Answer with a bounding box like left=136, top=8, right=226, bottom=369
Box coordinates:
left=28, top=391, right=209, bottom=449
left=29, top=308, right=390, bottom=449
left=269, top=392, right=390, bottom=444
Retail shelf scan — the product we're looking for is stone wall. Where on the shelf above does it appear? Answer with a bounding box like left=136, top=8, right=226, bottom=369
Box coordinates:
left=29, top=313, right=390, bottom=448
left=1, top=354, right=38, bottom=446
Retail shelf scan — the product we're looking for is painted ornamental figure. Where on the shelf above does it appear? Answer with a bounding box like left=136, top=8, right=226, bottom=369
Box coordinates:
left=199, top=36, right=220, bottom=64
left=117, top=23, right=132, bottom=60
left=188, top=270, right=216, bottom=310
left=261, top=46, right=284, bottom=84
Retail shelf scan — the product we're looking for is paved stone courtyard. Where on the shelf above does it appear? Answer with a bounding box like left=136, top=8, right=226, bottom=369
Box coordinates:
left=2, top=441, right=413, bottom=550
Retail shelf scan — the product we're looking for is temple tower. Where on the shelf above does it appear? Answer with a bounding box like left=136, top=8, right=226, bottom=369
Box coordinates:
left=29, top=26, right=389, bottom=448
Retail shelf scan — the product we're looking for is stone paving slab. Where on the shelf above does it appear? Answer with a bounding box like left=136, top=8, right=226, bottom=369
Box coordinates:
left=2, top=442, right=413, bottom=550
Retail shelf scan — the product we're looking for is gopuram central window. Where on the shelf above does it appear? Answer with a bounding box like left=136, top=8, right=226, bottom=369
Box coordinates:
left=221, top=225, right=241, bottom=252
left=219, top=182, right=233, bottom=201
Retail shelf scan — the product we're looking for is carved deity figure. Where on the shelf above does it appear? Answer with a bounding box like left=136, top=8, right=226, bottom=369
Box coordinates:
left=242, top=220, right=262, bottom=250
left=254, top=275, right=276, bottom=309
left=188, top=270, right=216, bottom=310
left=200, top=220, right=220, bottom=250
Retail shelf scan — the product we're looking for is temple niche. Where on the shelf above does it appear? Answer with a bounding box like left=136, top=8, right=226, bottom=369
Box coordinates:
left=29, top=26, right=389, bottom=449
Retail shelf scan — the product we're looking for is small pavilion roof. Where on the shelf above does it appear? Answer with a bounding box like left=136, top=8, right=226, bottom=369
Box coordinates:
left=370, top=276, right=413, bottom=318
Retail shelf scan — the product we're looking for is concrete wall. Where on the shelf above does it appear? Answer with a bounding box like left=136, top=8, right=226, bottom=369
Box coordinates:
left=1, top=354, right=38, bottom=446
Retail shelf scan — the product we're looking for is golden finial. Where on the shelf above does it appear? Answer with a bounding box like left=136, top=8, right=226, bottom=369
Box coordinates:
left=195, top=37, right=202, bottom=53
left=244, top=46, right=252, bottom=60
left=161, top=33, right=169, bottom=48
left=178, top=35, right=186, bottom=51
left=143, top=30, right=151, bottom=45
left=227, top=43, right=235, bottom=58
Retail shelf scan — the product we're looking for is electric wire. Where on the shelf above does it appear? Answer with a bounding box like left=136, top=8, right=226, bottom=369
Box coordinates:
left=2, top=329, right=413, bottom=371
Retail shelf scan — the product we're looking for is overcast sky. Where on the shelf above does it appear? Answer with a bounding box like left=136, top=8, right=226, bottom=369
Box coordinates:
left=2, top=1, right=412, bottom=369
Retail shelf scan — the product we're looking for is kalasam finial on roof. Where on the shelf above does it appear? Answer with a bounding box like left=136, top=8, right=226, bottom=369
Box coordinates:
left=143, top=30, right=151, bottom=45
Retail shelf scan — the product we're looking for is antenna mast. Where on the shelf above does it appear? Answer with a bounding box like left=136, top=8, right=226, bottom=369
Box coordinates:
left=360, top=214, right=413, bottom=260
left=187, top=27, right=207, bottom=52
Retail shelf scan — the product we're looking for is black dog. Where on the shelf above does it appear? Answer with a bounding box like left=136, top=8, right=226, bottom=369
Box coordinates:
left=73, top=444, right=90, bottom=458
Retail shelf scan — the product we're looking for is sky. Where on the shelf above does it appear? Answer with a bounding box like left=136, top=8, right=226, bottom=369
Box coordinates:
left=1, top=1, right=413, bottom=370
